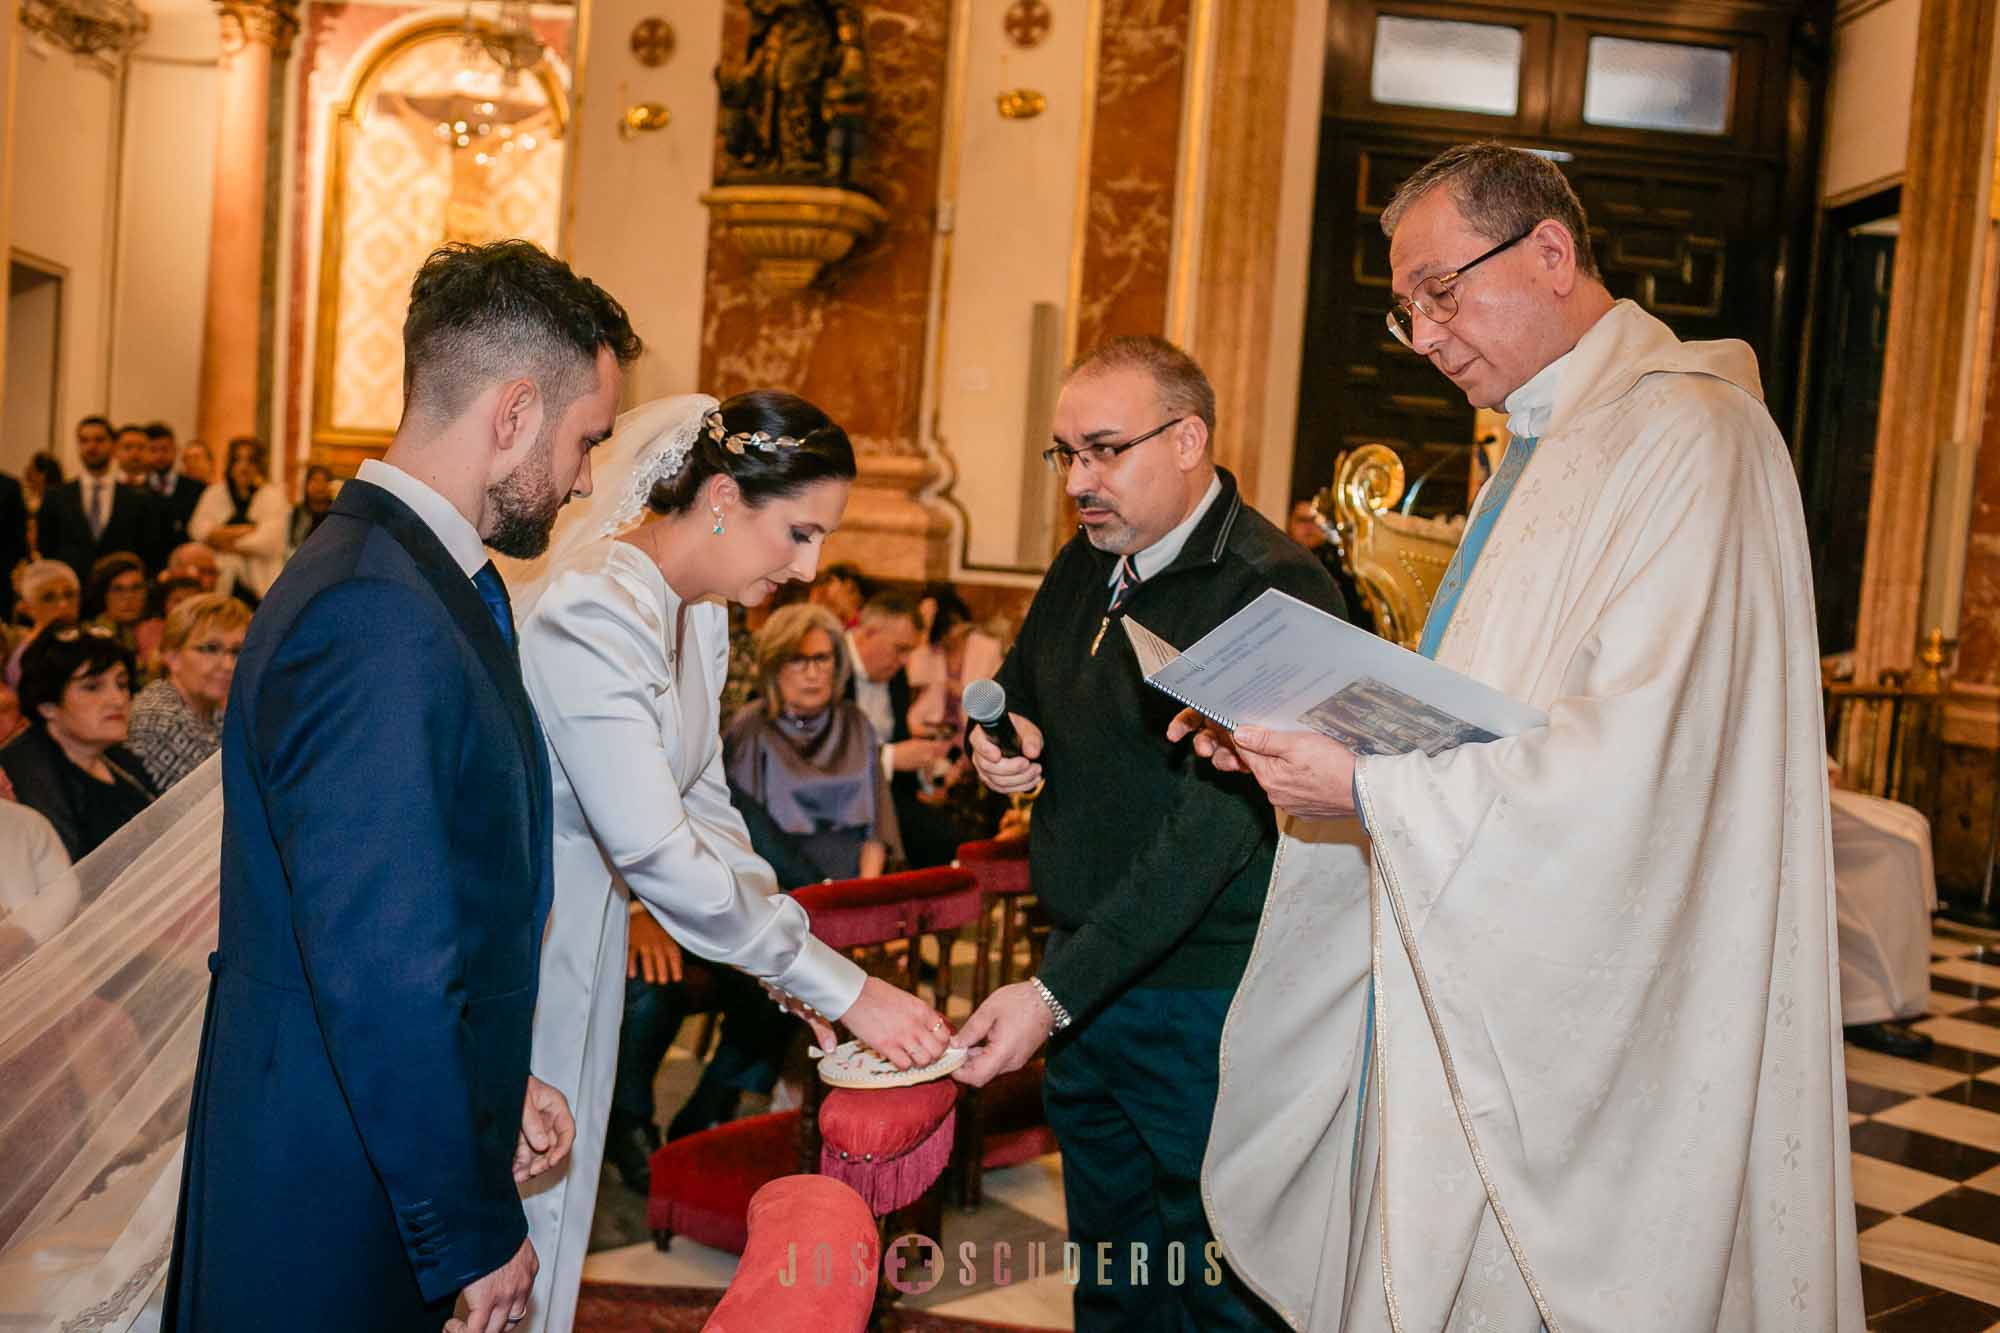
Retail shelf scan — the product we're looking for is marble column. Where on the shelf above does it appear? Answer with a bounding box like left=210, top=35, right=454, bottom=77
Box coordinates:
left=196, top=0, right=295, bottom=451
left=1851, top=0, right=1998, bottom=684
left=1191, top=0, right=1294, bottom=507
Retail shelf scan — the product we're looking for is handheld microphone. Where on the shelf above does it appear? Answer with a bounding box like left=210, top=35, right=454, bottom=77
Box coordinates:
left=962, top=678, right=1022, bottom=758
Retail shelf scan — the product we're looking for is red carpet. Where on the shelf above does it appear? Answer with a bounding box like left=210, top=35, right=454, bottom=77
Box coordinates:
left=575, top=1281, right=1061, bottom=1332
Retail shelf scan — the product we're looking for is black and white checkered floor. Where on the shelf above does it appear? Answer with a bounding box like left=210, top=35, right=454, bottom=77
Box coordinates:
left=1852, top=929, right=2000, bottom=1331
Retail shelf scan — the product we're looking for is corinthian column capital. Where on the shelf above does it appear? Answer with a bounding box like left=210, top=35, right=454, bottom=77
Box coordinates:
left=216, top=0, right=298, bottom=57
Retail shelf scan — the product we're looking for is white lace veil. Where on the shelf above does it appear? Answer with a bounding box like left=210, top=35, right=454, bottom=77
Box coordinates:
left=0, top=752, right=223, bottom=1331
left=500, top=392, right=718, bottom=619
left=0, top=395, right=719, bottom=1331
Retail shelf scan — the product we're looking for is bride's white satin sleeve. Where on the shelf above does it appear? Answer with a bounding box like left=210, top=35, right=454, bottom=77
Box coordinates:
left=520, top=565, right=867, bottom=1021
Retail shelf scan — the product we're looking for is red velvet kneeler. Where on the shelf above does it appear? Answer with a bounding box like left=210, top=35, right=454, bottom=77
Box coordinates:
left=647, top=1110, right=799, bottom=1255
left=817, top=1080, right=960, bottom=1214
left=702, top=1176, right=877, bottom=1333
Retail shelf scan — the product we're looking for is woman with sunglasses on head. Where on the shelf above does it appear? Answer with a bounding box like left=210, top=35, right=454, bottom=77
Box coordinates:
left=0, top=625, right=156, bottom=861
left=506, top=391, right=949, bottom=1333
left=5, top=559, right=81, bottom=689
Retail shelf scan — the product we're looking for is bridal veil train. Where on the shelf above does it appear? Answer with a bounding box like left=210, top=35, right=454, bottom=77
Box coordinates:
left=0, top=755, right=222, bottom=1330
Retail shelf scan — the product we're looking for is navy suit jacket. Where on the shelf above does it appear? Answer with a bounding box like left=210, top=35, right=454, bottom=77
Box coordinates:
left=163, top=480, right=553, bottom=1331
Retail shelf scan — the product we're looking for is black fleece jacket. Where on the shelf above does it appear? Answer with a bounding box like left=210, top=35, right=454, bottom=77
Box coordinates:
left=995, top=467, right=1345, bottom=1021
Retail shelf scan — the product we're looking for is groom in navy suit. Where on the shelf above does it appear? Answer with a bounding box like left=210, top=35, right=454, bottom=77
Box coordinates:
left=164, top=241, right=640, bottom=1333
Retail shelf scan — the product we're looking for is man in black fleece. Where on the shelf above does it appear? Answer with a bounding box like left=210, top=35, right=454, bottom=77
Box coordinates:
left=951, top=335, right=1344, bottom=1330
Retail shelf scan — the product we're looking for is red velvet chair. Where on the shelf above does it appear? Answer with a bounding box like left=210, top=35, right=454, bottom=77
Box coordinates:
left=649, top=869, right=978, bottom=1325
left=701, top=1175, right=877, bottom=1333
left=950, top=838, right=1059, bottom=1209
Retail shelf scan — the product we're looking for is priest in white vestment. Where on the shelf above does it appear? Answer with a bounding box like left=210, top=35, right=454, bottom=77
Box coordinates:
left=1183, top=144, right=1862, bottom=1331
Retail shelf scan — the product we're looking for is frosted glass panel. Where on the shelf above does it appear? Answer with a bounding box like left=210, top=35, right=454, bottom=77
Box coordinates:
left=1371, top=16, right=1522, bottom=117
left=1582, top=36, right=1733, bottom=135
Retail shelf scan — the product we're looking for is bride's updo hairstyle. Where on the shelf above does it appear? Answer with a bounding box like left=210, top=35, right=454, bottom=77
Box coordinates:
left=647, top=389, right=856, bottom=516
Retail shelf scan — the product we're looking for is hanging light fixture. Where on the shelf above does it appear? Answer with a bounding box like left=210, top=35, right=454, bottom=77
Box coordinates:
left=20, top=0, right=147, bottom=71
left=461, top=0, right=542, bottom=84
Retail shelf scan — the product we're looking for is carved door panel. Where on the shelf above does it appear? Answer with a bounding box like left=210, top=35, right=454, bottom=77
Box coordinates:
left=1297, top=136, right=1773, bottom=516
left=1291, top=0, right=1824, bottom=515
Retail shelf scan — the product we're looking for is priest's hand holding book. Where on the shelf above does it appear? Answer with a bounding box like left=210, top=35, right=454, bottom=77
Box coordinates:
left=1167, top=710, right=1359, bottom=820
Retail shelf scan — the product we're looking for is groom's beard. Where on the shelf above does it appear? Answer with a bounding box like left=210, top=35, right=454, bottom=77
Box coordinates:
left=485, top=430, right=564, bottom=559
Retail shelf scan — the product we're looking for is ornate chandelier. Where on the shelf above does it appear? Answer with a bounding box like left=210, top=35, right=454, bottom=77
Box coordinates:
left=461, top=0, right=542, bottom=84
left=20, top=0, right=147, bottom=70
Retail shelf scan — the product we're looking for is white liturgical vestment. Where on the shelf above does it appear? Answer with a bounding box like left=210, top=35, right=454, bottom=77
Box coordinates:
left=1204, top=301, right=1862, bottom=1332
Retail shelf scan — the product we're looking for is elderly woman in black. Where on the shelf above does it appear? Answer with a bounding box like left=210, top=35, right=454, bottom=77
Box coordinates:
left=0, top=626, right=157, bottom=861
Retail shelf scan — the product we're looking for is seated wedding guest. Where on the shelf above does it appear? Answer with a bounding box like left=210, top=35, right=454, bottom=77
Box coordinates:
left=0, top=797, right=75, bottom=974
left=127, top=593, right=249, bottom=793
left=907, top=582, right=1003, bottom=739
left=725, top=601, right=896, bottom=885
left=809, top=561, right=869, bottom=627
left=188, top=436, right=289, bottom=599
left=6, top=560, right=80, bottom=687
left=0, top=626, right=157, bottom=861
left=151, top=574, right=204, bottom=622
left=163, top=541, right=220, bottom=594
left=179, top=438, right=214, bottom=487
left=0, top=682, right=27, bottom=747
left=902, top=583, right=1009, bottom=866
left=83, top=552, right=152, bottom=663
left=145, top=422, right=205, bottom=544
left=288, top=464, right=335, bottom=550
left=847, top=590, right=961, bottom=868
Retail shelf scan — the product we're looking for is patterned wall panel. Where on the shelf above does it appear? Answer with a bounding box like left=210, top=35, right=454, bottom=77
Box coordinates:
left=326, top=35, right=565, bottom=435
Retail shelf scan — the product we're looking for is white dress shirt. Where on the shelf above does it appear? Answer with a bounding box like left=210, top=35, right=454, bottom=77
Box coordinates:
left=356, top=459, right=488, bottom=579
left=1107, top=471, right=1225, bottom=588
left=846, top=630, right=899, bottom=774
left=1502, top=345, right=1572, bottom=440
left=80, top=471, right=116, bottom=537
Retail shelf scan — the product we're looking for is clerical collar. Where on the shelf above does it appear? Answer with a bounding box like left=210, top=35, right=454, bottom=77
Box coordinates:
left=1504, top=346, right=1573, bottom=440
left=1109, top=472, right=1224, bottom=586
left=356, top=459, right=488, bottom=578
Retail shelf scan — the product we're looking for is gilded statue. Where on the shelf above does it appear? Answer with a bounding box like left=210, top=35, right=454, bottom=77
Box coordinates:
left=716, top=0, right=870, bottom=184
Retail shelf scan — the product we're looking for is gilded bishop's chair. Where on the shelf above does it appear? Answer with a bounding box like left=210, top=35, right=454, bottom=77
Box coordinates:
left=1307, top=444, right=1465, bottom=649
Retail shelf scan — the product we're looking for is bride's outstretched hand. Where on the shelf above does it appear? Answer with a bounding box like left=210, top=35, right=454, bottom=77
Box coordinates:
left=838, top=976, right=951, bottom=1070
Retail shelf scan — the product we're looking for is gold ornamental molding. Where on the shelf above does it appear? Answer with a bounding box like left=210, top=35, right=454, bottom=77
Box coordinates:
left=218, top=0, right=299, bottom=57
left=700, top=185, right=888, bottom=290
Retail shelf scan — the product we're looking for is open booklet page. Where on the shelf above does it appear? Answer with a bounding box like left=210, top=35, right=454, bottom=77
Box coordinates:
left=1124, top=589, right=1545, bottom=757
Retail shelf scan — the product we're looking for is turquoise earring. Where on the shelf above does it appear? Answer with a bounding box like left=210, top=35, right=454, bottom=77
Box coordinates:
left=711, top=505, right=725, bottom=536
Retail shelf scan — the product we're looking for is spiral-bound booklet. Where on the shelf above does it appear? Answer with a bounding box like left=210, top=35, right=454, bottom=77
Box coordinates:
left=1125, top=589, right=1545, bottom=757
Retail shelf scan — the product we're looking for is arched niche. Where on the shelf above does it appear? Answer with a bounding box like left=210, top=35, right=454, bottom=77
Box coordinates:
left=310, top=16, right=569, bottom=471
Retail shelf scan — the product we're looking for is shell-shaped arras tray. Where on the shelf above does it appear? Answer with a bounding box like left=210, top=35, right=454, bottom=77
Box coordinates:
left=814, top=1039, right=967, bottom=1089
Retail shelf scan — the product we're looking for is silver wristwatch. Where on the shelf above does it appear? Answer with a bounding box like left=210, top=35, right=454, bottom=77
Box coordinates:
left=1029, top=976, right=1073, bottom=1033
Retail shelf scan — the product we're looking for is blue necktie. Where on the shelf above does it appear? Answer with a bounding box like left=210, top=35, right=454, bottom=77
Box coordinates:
left=1417, top=436, right=1539, bottom=660
left=471, top=561, right=516, bottom=650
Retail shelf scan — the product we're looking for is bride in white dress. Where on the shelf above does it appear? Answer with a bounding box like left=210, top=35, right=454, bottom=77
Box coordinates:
left=507, top=391, right=950, bottom=1333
